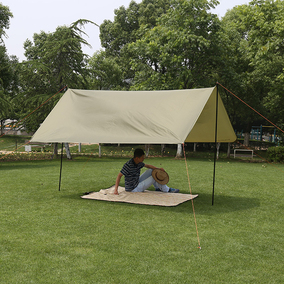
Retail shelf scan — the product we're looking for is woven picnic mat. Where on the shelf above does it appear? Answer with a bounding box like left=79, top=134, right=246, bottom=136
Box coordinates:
left=81, top=185, right=198, bottom=207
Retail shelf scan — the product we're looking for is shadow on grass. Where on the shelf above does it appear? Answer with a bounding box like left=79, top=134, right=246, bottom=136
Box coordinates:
left=193, top=193, right=260, bottom=215
left=0, top=162, right=57, bottom=170
left=60, top=191, right=260, bottom=215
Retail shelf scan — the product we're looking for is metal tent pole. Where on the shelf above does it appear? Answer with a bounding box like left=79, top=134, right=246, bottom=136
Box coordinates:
left=212, top=84, right=219, bottom=205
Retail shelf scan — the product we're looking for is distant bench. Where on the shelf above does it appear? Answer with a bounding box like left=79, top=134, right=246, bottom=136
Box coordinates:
left=25, top=141, right=51, bottom=152
left=234, top=149, right=254, bottom=159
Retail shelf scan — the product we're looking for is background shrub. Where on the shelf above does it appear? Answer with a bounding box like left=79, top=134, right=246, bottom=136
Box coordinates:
left=267, top=146, right=284, bottom=162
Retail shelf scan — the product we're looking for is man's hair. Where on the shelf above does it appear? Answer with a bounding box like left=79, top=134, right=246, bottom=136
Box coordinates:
left=134, top=148, right=145, bottom=158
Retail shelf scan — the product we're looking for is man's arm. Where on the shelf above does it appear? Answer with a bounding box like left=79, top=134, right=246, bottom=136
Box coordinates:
left=114, top=172, right=123, bottom=195
left=144, top=164, right=165, bottom=171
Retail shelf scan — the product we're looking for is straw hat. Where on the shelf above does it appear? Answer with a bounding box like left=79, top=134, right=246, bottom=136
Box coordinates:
left=152, top=169, right=169, bottom=185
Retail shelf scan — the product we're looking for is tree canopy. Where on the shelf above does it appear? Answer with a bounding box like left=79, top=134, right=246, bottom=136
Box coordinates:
left=0, top=3, right=13, bottom=42
left=0, top=3, right=18, bottom=132
left=129, top=0, right=221, bottom=90
left=219, top=0, right=284, bottom=132
left=19, top=20, right=96, bottom=131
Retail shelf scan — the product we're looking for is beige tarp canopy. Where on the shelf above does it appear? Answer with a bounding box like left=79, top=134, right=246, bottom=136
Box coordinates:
left=31, top=86, right=236, bottom=144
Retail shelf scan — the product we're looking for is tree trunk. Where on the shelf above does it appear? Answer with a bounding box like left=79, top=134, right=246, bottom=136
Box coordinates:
left=216, top=143, right=220, bottom=160
left=227, top=143, right=231, bottom=158
left=0, top=120, right=4, bottom=135
left=64, top=143, right=72, bottom=159
left=99, top=143, right=101, bottom=158
left=145, top=144, right=150, bottom=158
left=176, top=143, right=183, bottom=158
left=52, top=143, right=58, bottom=159
left=193, top=142, right=197, bottom=152
left=244, top=132, right=250, bottom=147
left=161, top=144, right=165, bottom=156
left=52, top=143, right=72, bottom=159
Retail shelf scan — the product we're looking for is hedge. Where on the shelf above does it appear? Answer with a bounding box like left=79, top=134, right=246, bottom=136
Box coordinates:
left=267, top=146, right=284, bottom=163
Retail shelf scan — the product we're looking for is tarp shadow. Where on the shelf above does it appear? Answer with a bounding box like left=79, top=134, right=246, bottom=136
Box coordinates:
left=192, top=193, right=260, bottom=215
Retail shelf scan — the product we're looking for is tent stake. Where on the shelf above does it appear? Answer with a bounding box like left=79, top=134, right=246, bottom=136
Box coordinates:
left=212, top=84, right=219, bottom=205
left=59, top=143, right=64, bottom=191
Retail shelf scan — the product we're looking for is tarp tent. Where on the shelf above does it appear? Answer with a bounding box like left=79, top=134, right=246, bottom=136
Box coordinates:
left=31, top=86, right=236, bottom=144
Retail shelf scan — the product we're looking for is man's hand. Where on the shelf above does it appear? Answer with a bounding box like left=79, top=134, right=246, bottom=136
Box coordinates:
left=114, top=172, right=123, bottom=195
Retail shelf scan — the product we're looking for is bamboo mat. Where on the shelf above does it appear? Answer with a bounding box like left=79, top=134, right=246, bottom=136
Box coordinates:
left=81, top=186, right=198, bottom=207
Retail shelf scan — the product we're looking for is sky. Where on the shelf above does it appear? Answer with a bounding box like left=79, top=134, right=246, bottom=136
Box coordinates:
left=3, top=0, right=249, bottom=62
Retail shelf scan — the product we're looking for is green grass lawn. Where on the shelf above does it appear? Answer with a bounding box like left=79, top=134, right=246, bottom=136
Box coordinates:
left=1, top=155, right=283, bottom=283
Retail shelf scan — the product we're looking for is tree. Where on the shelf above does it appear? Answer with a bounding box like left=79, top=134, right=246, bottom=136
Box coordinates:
left=0, top=3, right=13, bottom=42
left=20, top=20, right=95, bottom=132
left=128, top=0, right=221, bottom=90
left=23, top=20, right=94, bottom=93
left=87, top=50, right=125, bottom=90
left=244, top=0, right=284, bottom=129
left=100, top=1, right=140, bottom=57
left=219, top=0, right=284, bottom=144
left=98, top=0, right=172, bottom=89
left=100, top=0, right=171, bottom=57
left=0, top=50, right=20, bottom=134
left=0, top=4, right=19, bottom=134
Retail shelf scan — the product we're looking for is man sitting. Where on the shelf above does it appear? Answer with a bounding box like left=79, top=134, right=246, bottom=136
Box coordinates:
left=114, top=148, right=179, bottom=195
